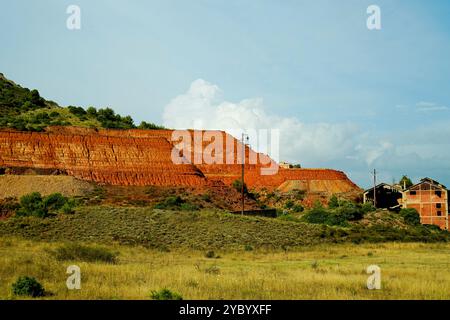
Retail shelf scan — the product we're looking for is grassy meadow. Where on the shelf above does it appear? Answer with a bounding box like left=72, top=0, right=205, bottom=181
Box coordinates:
left=0, top=237, right=449, bottom=300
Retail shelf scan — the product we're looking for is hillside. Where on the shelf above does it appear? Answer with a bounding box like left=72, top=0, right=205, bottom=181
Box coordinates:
left=0, top=73, right=163, bottom=131
left=0, top=206, right=448, bottom=250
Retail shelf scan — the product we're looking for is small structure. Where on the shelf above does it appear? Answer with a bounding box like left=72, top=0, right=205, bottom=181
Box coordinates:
left=402, top=178, right=449, bottom=230
left=279, top=162, right=292, bottom=169
left=363, top=183, right=402, bottom=210
left=279, top=161, right=301, bottom=169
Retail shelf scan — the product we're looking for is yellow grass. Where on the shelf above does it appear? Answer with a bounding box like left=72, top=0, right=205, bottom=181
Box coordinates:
left=0, top=237, right=449, bottom=300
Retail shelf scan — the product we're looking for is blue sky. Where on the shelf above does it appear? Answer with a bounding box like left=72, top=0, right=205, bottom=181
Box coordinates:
left=1, top=0, right=450, bottom=188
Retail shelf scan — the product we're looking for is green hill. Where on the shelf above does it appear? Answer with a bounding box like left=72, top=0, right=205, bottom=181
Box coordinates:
left=0, top=73, right=164, bottom=131
left=0, top=206, right=448, bottom=250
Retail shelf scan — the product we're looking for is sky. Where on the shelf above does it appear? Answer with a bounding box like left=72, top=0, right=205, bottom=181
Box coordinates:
left=1, top=0, right=450, bottom=188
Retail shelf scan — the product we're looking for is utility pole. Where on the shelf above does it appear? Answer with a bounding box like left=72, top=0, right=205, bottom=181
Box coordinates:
left=241, top=133, right=248, bottom=215
left=372, top=169, right=377, bottom=208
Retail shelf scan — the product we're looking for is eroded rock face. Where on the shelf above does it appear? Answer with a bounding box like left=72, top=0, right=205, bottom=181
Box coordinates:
left=0, top=127, right=361, bottom=194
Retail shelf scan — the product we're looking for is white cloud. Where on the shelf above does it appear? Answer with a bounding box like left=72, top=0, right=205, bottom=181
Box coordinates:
left=162, top=80, right=450, bottom=187
left=163, top=79, right=361, bottom=166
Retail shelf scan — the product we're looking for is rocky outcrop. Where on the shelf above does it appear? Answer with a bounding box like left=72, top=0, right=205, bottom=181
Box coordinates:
left=0, top=127, right=361, bottom=194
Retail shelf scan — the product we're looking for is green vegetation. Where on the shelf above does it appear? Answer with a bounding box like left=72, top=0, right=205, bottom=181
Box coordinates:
left=302, top=200, right=376, bottom=227
left=15, top=192, right=76, bottom=218
left=0, top=73, right=165, bottom=131
left=399, top=175, right=413, bottom=189
left=1, top=205, right=448, bottom=250
left=12, top=276, right=45, bottom=298
left=150, top=288, right=183, bottom=300
left=399, top=208, right=421, bottom=226
left=232, top=179, right=248, bottom=194
left=52, top=243, right=117, bottom=264
left=154, top=195, right=199, bottom=211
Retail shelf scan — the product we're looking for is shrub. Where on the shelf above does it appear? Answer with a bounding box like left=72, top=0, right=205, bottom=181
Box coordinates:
left=60, top=199, right=76, bottom=214
left=154, top=196, right=184, bottom=209
left=138, top=121, right=165, bottom=130
left=205, top=250, right=216, bottom=258
left=399, top=208, right=421, bottom=226
left=43, top=193, right=67, bottom=211
left=292, top=204, right=304, bottom=213
left=16, top=192, right=48, bottom=218
left=244, top=245, right=253, bottom=251
left=150, top=288, right=183, bottom=300
left=284, top=200, right=294, bottom=209
left=328, top=195, right=339, bottom=209
left=12, top=276, right=45, bottom=297
left=16, top=192, right=77, bottom=217
left=232, top=179, right=248, bottom=194
left=361, top=202, right=376, bottom=214
left=53, top=244, right=117, bottom=263
left=154, top=196, right=199, bottom=211
left=337, top=205, right=364, bottom=221
left=302, top=206, right=348, bottom=226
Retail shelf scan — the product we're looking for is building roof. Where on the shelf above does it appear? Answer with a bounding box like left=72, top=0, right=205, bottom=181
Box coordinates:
left=405, top=177, right=447, bottom=191
left=363, top=183, right=400, bottom=193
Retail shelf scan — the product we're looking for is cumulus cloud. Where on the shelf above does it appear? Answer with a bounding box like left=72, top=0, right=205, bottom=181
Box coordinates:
left=163, top=79, right=362, bottom=166
left=162, top=79, right=450, bottom=187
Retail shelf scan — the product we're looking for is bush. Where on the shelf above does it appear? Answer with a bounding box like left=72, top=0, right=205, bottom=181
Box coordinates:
left=205, top=250, right=216, bottom=258
left=337, top=205, right=364, bottom=221
left=154, top=196, right=199, bottom=211
left=399, top=208, right=421, bottom=226
left=16, top=192, right=48, bottom=218
left=59, top=199, right=76, bottom=214
left=43, top=193, right=67, bottom=211
left=12, top=276, right=45, bottom=297
left=53, top=244, right=117, bottom=263
left=292, top=204, right=304, bottom=213
left=302, top=205, right=348, bottom=227
left=154, top=196, right=184, bottom=209
left=328, top=195, right=339, bottom=209
left=138, top=121, right=165, bottom=130
left=15, top=192, right=77, bottom=218
left=232, top=179, right=248, bottom=194
left=284, top=200, right=294, bottom=209
left=150, top=288, right=183, bottom=300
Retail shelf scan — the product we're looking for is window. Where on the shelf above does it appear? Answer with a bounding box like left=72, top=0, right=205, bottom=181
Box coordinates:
left=436, top=203, right=442, bottom=209
left=410, top=191, right=417, bottom=195
left=435, top=191, right=442, bottom=197
left=437, top=211, right=442, bottom=216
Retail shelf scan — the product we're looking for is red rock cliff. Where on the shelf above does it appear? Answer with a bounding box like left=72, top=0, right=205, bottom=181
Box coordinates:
left=0, top=127, right=360, bottom=193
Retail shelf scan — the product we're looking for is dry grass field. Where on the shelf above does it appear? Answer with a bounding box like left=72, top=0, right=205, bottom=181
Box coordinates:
left=0, top=237, right=449, bottom=300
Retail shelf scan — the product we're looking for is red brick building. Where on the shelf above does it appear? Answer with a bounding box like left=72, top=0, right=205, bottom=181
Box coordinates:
left=402, top=178, right=449, bottom=230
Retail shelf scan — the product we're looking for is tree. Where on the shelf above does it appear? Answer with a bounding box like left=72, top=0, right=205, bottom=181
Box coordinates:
left=399, top=176, right=413, bottom=189
left=328, top=195, right=339, bottom=209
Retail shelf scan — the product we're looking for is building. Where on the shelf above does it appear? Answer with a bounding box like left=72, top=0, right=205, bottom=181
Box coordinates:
left=279, top=161, right=301, bottom=169
left=279, top=162, right=292, bottom=169
left=363, top=183, right=402, bottom=210
left=402, top=178, right=449, bottom=230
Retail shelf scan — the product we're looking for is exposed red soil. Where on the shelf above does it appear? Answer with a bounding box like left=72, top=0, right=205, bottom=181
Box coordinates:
left=0, top=127, right=361, bottom=195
